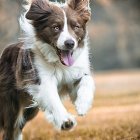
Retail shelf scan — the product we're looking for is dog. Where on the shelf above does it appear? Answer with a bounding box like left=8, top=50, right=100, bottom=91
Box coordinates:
left=0, top=0, right=95, bottom=140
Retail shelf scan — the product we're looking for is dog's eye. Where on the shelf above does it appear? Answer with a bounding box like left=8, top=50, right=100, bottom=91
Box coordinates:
left=52, top=26, right=60, bottom=32
left=74, top=25, right=80, bottom=31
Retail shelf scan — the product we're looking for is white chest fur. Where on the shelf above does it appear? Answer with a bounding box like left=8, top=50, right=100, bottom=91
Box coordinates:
left=33, top=42, right=90, bottom=88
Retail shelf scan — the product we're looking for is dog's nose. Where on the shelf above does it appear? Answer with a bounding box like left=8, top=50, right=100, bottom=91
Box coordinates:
left=64, top=39, right=75, bottom=50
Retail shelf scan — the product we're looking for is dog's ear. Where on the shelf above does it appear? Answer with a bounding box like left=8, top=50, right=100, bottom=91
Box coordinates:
left=26, top=0, right=52, bottom=21
left=68, top=0, right=91, bottom=22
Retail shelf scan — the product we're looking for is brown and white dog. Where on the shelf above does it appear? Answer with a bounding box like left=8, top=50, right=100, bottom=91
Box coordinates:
left=0, top=0, right=95, bottom=140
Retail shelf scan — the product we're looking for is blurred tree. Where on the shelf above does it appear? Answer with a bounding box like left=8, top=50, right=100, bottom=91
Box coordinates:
left=0, top=0, right=20, bottom=51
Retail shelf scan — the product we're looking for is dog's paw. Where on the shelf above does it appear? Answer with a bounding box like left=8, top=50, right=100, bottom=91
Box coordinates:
left=75, top=100, right=92, bottom=116
left=59, top=113, right=77, bottom=131
left=45, top=110, right=76, bottom=131
left=61, top=119, right=74, bottom=130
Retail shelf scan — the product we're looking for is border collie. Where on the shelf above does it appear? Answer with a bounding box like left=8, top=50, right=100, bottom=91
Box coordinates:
left=0, top=0, right=95, bottom=139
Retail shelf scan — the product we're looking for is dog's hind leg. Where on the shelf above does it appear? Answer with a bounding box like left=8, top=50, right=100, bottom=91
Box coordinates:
left=3, top=117, right=23, bottom=140
left=3, top=125, right=15, bottom=140
left=2, top=102, right=20, bottom=140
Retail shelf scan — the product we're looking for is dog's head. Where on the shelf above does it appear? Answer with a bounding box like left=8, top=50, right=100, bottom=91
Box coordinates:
left=26, top=0, right=91, bottom=66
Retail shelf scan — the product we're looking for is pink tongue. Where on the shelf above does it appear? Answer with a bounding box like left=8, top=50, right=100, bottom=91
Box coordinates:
left=61, top=51, right=74, bottom=66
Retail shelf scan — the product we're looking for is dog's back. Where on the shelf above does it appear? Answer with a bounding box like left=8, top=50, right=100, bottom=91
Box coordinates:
left=0, top=43, right=39, bottom=140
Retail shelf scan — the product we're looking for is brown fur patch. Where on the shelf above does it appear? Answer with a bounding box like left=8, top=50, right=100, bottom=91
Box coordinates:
left=67, top=0, right=91, bottom=22
left=0, top=43, right=39, bottom=140
left=26, top=0, right=64, bottom=46
left=16, top=47, right=40, bottom=88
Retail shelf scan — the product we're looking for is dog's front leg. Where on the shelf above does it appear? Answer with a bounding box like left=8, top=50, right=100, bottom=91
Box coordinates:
left=74, top=75, right=95, bottom=116
left=30, top=77, right=76, bottom=130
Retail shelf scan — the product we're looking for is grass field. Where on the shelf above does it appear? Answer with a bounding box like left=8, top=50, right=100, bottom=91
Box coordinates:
left=1, top=70, right=140, bottom=140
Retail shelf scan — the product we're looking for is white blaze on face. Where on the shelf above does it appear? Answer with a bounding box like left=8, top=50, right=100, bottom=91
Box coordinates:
left=57, top=10, right=77, bottom=50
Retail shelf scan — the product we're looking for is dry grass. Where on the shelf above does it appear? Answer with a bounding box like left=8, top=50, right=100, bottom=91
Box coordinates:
left=23, top=104, right=140, bottom=140
left=1, top=70, right=140, bottom=140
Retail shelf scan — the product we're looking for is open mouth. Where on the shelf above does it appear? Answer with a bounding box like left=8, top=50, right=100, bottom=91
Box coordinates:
left=56, top=47, right=74, bottom=66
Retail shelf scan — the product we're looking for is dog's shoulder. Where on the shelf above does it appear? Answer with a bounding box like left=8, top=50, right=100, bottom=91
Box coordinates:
left=0, top=42, right=23, bottom=63
left=16, top=44, right=40, bottom=89
left=0, top=42, right=40, bottom=89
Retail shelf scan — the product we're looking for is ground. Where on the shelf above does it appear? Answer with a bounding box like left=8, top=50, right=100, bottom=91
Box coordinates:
left=0, top=70, right=140, bottom=140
